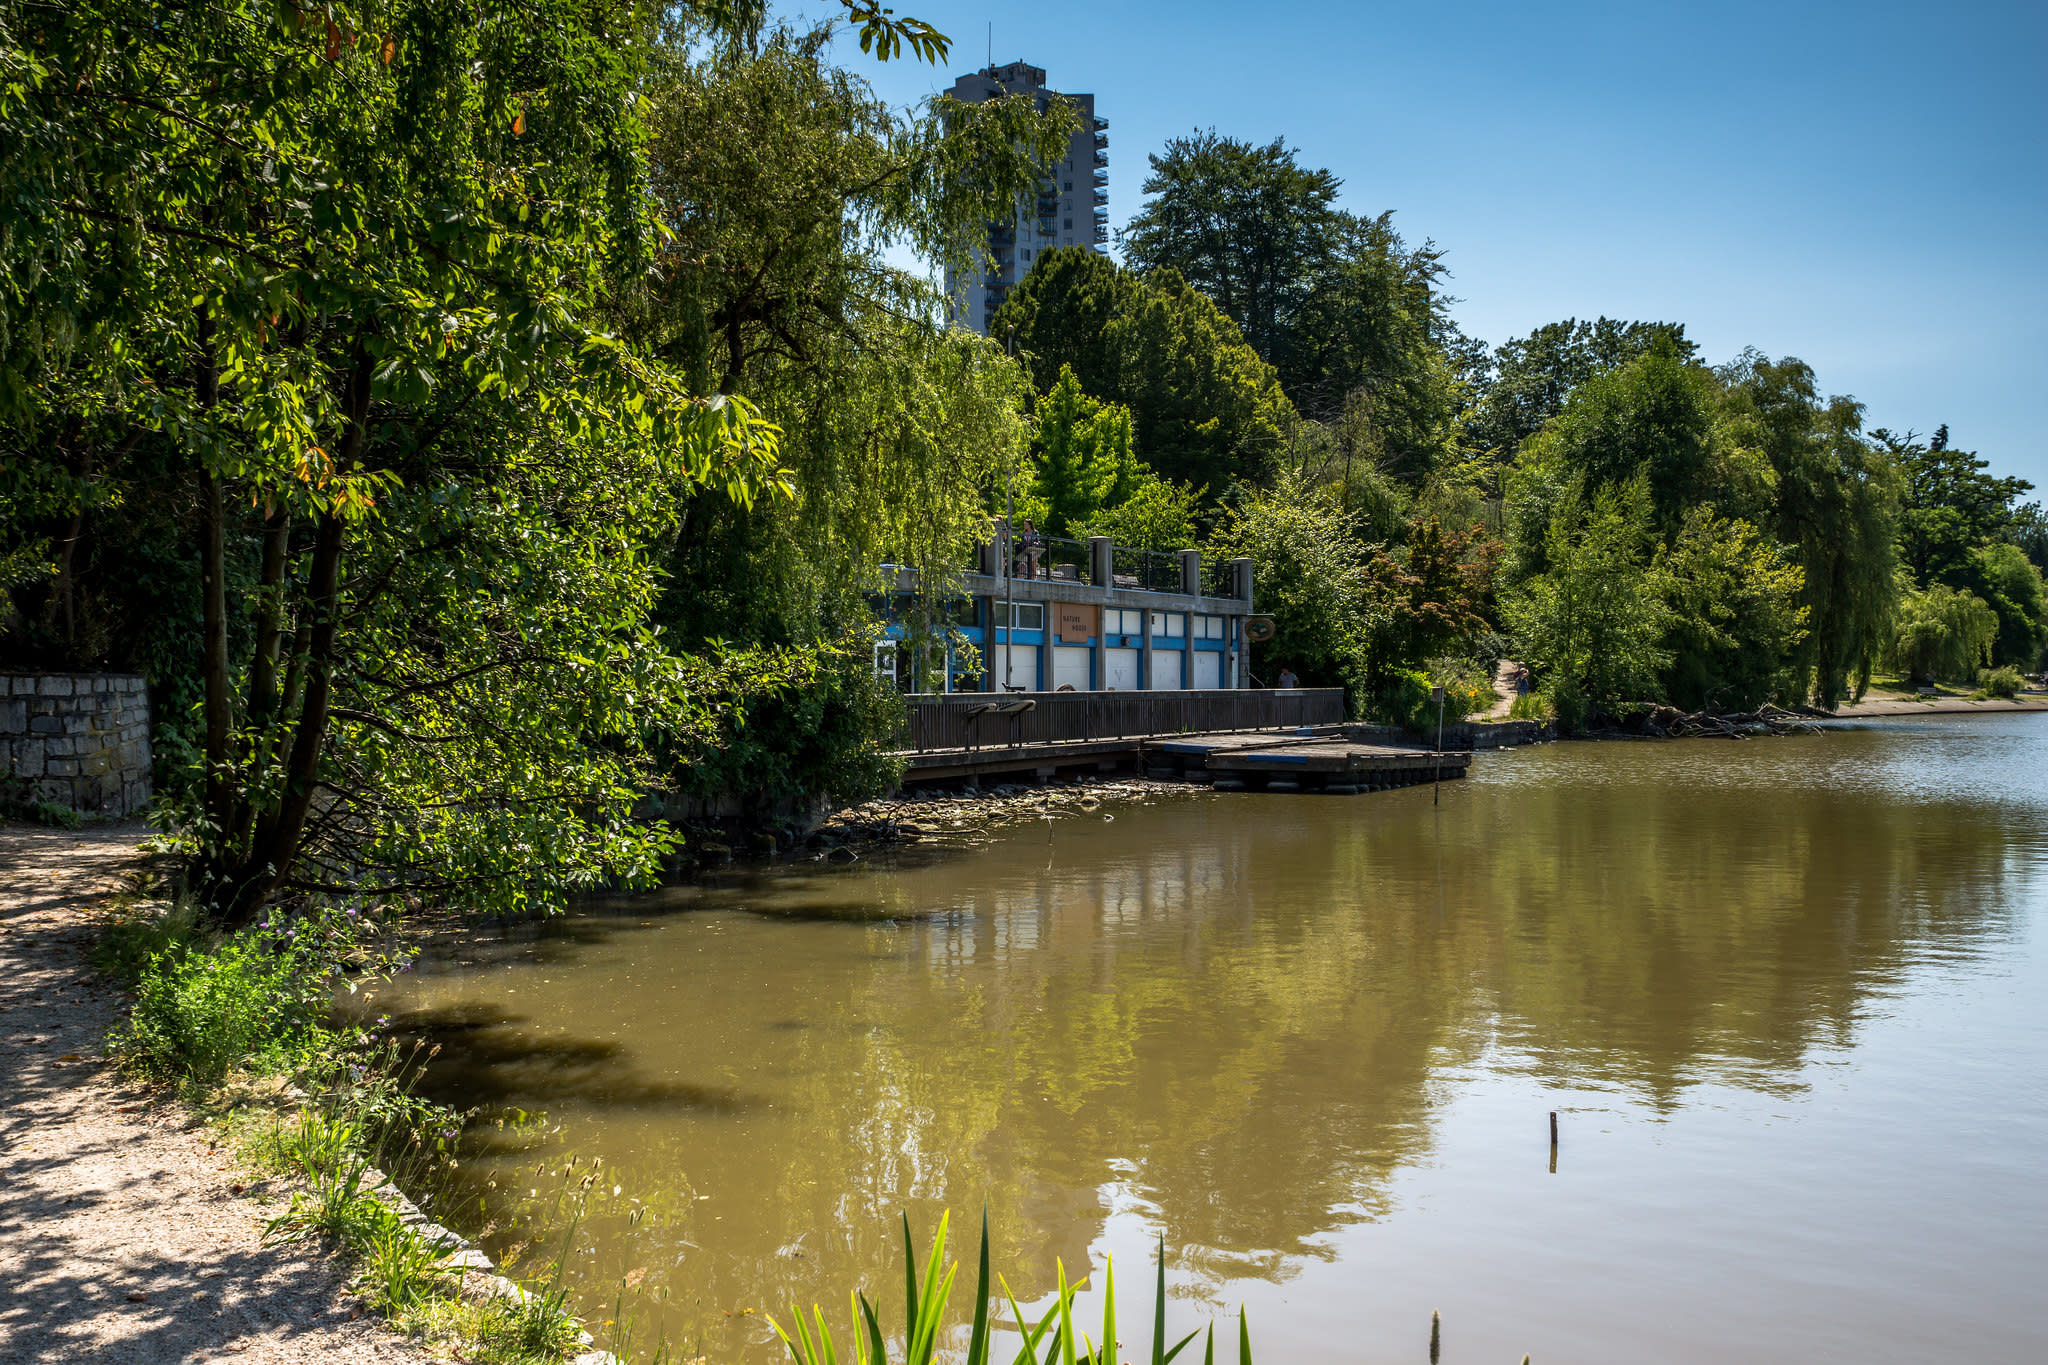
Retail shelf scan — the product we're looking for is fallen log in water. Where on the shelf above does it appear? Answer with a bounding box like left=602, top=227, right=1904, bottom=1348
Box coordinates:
left=1633, top=703, right=1824, bottom=738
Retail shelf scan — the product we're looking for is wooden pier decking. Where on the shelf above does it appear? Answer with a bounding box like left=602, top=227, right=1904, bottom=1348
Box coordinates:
left=899, top=727, right=1471, bottom=792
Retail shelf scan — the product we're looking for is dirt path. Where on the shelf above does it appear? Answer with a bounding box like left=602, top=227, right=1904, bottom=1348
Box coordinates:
left=0, top=822, right=428, bottom=1365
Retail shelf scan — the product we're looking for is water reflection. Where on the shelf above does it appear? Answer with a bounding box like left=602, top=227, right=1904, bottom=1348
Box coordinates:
left=375, top=717, right=2046, bottom=1360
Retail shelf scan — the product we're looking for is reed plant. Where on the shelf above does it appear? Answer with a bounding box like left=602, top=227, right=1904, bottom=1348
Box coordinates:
left=769, top=1212, right=1239, bottom=1365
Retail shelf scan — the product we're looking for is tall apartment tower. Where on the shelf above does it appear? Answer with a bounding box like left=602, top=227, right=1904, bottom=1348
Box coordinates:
left=944, top=61, right=1108, bottom=335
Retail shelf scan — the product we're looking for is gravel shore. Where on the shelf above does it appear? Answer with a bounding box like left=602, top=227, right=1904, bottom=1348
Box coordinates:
left=0, top=821, right=430, bottom=1365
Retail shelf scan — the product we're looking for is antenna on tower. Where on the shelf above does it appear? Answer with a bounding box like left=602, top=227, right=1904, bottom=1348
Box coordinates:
left=986, top=22, right=992, bottom=69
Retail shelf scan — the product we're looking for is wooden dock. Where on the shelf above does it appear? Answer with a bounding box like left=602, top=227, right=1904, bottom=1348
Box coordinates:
left=899, top=727, right=1469, bottom=793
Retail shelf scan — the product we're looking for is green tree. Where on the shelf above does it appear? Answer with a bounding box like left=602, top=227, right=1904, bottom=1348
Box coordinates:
left=1466, top=318, right=1697, bottom=461
left=1886, top=584, right=1998, bottom=684
left=1655, top=508, right=1809, bottom=710
left=1119, top=134, right=1458, bottom=472
left=1358, top=517, right=1501, bottom=693
left=1502, top=481, right=1671, bottom=727
left=1516, top=336, right=1720, bottom=536
left=0, top=0, right=801, bottom=923
left=1030, top=366, right=1143, bottom=535
left=1120, top=132, right=1341, bottom=370
left=993, top=254, right=1292, bottom=495
left=1076, top=478, right=1203, bottom=552
left=1880, top=424, right=2033, bottom=585
left=1717, top=354, right=1901, bottom=707
left=1205, top=475, right=1378, bottom=692
left=1950, top=541, right=2048, bottom=669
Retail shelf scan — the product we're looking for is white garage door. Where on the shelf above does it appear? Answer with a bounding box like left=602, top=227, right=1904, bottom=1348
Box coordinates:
left=988, top=644, right=1038, bottom=691
left=1190, top=650, right=1222, bottom=690
left=1149, top=651, right=1183, bottom=690
left=1052, top=646, right=1091, bottom=691
left=1104, top=647, right=1141, bottom=691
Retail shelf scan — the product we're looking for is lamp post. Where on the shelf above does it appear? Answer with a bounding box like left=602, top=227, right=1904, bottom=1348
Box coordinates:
left=1002, top=323, right=1017, bottom=692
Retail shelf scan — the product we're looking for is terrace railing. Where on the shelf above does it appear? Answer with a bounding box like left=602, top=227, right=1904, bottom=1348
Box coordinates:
left=901, top=687, right=1342, bottom=751
left=1110, top=546, right=1183, bottom=594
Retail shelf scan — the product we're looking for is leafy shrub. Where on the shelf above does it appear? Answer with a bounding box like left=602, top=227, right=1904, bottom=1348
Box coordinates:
left=1507, top=690, right=1556, bottom=723
left=1979, top=665, right=2024, bottom=699
left=92, top=898, right=204, bottom=987
left=109, top=911, right=364, bottom=1089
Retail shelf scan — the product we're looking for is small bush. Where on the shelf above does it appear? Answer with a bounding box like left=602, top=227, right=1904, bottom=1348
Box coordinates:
left=1507, top=690, right=1556, bottom=723
left=110, top=922, right=340, bottom=1089
left=1980, top=665, right=2023, bottom=699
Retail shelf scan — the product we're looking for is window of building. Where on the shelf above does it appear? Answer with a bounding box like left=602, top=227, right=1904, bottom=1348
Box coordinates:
left=1104, top=608, right=1142, bottom=636
left=1194, top=614, right=1225, bottom=640
left=997, top=601, right=1045, bottom=630
left=1064, top=218, right=1073, bottom=229
left=1148, top=611, right=1186, bottom=638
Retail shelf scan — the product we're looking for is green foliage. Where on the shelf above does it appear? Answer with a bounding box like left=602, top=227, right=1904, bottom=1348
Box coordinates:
left=1121, top=133, right=1341, bottom=371
left=1655, top=508, right=1809, bottom=711
left=90, top=899, right=204, bottom=987
left=1949, top=541, right=2048, bottom=668
left=1882, top=424, right=2033, bottom=585
left=1466, top=318, right=1696, bottom=461
left=1119, top=134, right=1456, bottom=475
left=1205, top=476, right=1378, bottom=694
left=0, top=792, right=82, bottom=828
left=1886, top=583, right=1998, bottom=684
left=1, top=0, right=791, bottom=926
left=1979, top=665, right=2024, bottom=699
left=1031, top=367, right=1145, bottom=536
left=993, top=253, right=1293, bottom=495
left=1501, top=481, right=1671, bottom=727
left=264, top=1117, right=402, bottom=1249
left=667, top=638, right=907, bottom=814
left=1716, top=353, right=1901, bottom=707
left=1359, top=517, right=1501, bottom=698
left=1077, top=479, right=1205, bottom=552
left=112, top=923, right=339, bottom=1089
left=1516, top=337, right=1721, bottom=536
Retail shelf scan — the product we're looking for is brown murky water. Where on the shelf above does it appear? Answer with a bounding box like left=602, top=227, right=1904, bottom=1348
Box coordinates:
left=376, top=715, right=2048, bottom=1363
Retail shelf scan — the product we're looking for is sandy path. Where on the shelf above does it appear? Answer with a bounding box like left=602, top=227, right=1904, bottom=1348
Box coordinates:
left=0, top=822, right=429, bottom=1365
left=1825, top=694, right=2048, bottom=718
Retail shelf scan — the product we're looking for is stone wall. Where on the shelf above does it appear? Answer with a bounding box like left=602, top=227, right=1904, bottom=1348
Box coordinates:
left=1, top=674, right=152, bottom=816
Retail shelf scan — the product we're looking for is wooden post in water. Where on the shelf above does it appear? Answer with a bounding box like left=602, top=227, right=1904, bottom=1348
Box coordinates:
left=1549, top=1109, right=1559, bottom=1173
left=1429, top=1309, right=1441, bottom=1363
left=1431, top=685, right=1445, bottom=805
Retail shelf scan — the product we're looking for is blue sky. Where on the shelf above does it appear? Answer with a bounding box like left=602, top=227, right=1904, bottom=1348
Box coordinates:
left=826, top=0, right=2048, bottom=489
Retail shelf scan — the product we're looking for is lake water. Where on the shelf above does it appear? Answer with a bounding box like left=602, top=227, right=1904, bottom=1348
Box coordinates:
left=375, top=714, right=2048, bottom=1363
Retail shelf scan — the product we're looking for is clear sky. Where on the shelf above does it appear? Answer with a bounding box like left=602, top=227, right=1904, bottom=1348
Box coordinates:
left=829, top=0, right=2048, bottom=490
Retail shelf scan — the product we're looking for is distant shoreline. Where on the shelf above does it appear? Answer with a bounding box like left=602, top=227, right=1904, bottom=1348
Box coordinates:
left=1821, top=695, right=2048, bottom=719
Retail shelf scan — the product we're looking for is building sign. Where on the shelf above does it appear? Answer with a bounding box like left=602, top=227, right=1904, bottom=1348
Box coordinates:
left=1056, top=601, right=1097, bottom=644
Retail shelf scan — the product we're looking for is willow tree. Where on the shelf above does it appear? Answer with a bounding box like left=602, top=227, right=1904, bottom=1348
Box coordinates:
left=1716, top=354, right=1901, bottom=708
left=612, top=22, right=1060, bottom=804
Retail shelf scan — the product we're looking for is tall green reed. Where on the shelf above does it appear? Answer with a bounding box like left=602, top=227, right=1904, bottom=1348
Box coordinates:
left=768, top=1211, right=1236, bottom=1365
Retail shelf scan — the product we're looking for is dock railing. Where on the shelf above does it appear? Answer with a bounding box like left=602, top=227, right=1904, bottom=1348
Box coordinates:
left=901, top=688, right=1344, bottom=752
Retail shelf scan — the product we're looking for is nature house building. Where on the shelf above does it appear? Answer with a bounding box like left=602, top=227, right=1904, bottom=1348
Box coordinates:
left=876, top=524, right=1257, bottom=695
